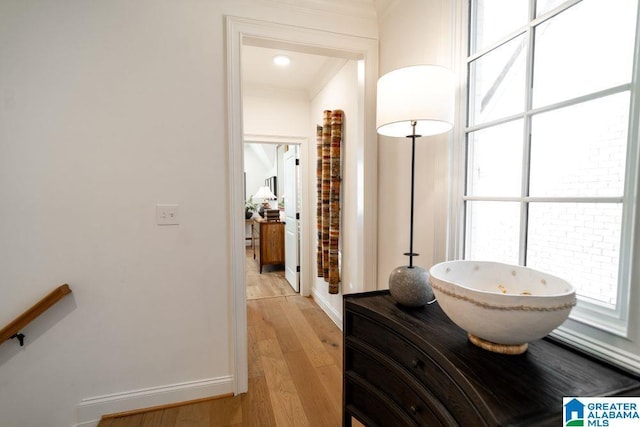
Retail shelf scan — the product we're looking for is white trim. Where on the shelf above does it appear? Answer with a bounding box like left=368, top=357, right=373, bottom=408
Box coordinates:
left=226, top=15, right=248, bottom=396
left=447, top=0, right=469, bottom=261
left=226, top=15, right=378, bottom=395
left=569, top=301, right=628, bottom=338
left=75, top=376, right=233, bottom=427
left=244, top=134, right=307, bottom=145
left=299, top=138, right=312, bottom=298
left=311, top=287, right=344, bottom=330
left=551, top=327, right=640, bottom=375
left=462, top=196, right=625, bottom=203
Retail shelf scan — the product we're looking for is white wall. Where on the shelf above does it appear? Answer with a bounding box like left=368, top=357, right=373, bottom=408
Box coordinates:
left=0, top=1, right=376, bottom=426
left=243, top=89, right=310, bottom=137
left=244, top=143, right=277, bottom=204
left=310, top=60, right=361, bottom=321
left=375, top=0, right=455, bottom=289
left=277, top=144, right=285, bottom=199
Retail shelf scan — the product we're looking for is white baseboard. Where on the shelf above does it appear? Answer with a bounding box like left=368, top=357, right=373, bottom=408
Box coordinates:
left=311, top=288, right=343, bottom=331
left=75, top=375, right=234, bottom=427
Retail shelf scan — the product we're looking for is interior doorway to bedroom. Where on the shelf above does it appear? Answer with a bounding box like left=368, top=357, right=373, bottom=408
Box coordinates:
left=244, top=142, right=301, bottom=299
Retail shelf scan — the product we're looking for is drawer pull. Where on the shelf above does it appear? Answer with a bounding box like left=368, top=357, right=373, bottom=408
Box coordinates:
left=410, top=405, right=418, bottom=414
left=411, top=359, right=421, bottom=368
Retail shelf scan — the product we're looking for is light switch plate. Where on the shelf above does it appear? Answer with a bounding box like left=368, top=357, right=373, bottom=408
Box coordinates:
left=156, top=204, right=179, bottom=225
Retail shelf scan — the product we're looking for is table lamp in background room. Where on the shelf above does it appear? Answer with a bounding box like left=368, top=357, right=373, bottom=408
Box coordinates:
left=255, top=186, right=276, bottom=218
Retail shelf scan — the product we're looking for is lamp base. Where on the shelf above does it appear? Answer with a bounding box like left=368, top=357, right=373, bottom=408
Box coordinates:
left=258, top=202, right=270, bottom=218
left=388, top=265, right=433, bottom=307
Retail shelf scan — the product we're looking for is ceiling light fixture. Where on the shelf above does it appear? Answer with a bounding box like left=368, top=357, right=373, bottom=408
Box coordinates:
left=273, top=54, right=291, bottom=66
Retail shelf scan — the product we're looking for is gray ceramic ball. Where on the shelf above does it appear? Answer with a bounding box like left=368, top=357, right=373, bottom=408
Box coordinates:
left=388, top=265, right=434, bottom=307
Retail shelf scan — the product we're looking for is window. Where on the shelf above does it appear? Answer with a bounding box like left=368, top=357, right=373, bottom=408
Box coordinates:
left=456, top=0, right=640, bottom=371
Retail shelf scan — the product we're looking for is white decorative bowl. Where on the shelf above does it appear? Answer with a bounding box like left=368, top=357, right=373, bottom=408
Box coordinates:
left=429, top=260, right=576, bottom=354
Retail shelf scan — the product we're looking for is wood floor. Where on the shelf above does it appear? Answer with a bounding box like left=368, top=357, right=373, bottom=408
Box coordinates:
left=245, top=247, right=297, bottom=300
left=98, top=249, right=346, bottom=427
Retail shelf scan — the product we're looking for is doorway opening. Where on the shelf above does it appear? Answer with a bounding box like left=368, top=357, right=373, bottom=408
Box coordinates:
left=244, top=141, right=301, bottom=298
left=227, top=16, right=378, bottom=395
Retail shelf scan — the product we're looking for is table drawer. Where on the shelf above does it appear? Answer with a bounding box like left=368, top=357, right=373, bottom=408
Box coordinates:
left=345, top=372, right=418, bottom=427
left=347, top=311, right=484, bottom=425
left=346, top=342, right=456, bottom=426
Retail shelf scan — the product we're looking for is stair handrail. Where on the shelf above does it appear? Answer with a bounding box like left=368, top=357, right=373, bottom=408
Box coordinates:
left=0, top=284, right=72, bottom=346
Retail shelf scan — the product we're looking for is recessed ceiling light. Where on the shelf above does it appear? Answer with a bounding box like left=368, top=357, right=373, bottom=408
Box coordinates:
left=273, top=55, right=291, bottom=66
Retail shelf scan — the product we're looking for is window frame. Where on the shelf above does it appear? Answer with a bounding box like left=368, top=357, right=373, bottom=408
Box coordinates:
left=449, top=0, right=640, bottom=373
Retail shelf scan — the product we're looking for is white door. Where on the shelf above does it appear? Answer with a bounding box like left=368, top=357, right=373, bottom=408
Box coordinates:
left=283, top=147, right=299, bottom=291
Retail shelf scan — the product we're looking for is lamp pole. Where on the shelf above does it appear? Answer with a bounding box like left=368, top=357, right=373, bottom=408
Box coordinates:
left=404, top=120, right=420, bottom=268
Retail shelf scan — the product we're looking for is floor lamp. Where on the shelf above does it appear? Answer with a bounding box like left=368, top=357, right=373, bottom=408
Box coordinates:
left=376, top=65, right=454, bottom=307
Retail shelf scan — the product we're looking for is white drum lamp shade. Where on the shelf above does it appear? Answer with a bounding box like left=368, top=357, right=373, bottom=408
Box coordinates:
left=376, top=65, right=454, bottom=137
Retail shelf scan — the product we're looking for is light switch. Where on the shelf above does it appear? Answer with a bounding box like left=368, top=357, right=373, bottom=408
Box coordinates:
left=156, top=204, right=179, bottom=225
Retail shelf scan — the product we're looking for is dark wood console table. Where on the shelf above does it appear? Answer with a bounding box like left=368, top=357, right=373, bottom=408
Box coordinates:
left=343, top=290, right=640, bottom=426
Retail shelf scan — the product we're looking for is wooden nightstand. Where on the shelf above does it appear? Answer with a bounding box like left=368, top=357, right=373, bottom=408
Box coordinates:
left=252, top=217, right=284, bottom=273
